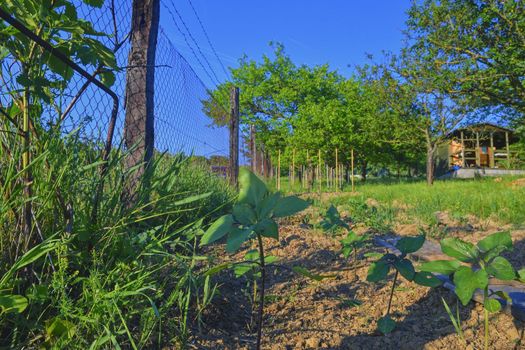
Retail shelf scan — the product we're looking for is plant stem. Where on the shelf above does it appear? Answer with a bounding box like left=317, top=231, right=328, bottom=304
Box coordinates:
left=386, top=270, right=399, bottom=316
left=353, top=249, right=357, bottom=279
left=484, top=288, right=489, bottom=350
left=256, top=234, right=265, bottom=350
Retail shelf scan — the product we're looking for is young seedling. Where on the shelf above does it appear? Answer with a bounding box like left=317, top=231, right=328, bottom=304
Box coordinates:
left=319, top=204, right=349, bottom=233
left=367, top=235, right=442, bottom=334
left=419, top=231, right=518, bottom=350
left=318, top=205, right=369, bottom=278
left=200, top=169, right=309, bottom=350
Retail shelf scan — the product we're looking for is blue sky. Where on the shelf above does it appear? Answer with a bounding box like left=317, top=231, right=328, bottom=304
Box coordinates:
left=160, top=0, right=412, bottom=89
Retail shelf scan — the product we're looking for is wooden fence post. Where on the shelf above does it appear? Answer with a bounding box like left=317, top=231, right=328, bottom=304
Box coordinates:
left=292, top=148, right=295, bottom=187
left=318, top=149, right=321, bottom=194
left=351, top=148, right=355, bottom=192
left=229, top=86, right=239, bottom=188
left=250, top=124, right=256, bottom=173
left=277, top=149, right=281, bottom=191
left=123, top=0, right=160, bottom=206
left=335, top=148, right=339, bottom=191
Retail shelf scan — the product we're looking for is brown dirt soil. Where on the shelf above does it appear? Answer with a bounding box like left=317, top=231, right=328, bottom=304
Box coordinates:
left=188, top=220, right=525, bottom=349
left=510, top=178, right=525, bottom=187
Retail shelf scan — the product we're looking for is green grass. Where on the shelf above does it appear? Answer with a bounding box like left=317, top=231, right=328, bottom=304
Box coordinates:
left=0, top=128, right=235, bottom=349
left=328, top=177, right=525, bottom=229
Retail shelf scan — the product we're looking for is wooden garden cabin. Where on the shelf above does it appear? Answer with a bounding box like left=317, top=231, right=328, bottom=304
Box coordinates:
left=435, top=123, right=521, bottom=175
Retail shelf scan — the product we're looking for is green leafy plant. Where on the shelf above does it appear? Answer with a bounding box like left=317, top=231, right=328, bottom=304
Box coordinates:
left=319, top=204, right=349, bottom=232
left=419, top=231, right=519, bottom=350
left=319, top=205, right=369, bottom=278
left=200, top=169, right=309, bottom=350
left=367, top=235, right=441, bottom=334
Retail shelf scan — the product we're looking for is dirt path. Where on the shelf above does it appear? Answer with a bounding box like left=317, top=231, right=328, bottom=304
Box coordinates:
left=189, top=221, right=525, bottom=350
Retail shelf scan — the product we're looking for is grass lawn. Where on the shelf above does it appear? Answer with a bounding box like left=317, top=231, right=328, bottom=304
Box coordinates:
left=323, top=177, right=525, bottom=231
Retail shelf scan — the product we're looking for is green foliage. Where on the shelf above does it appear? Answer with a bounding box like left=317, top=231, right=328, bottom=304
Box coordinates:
left=201, top=168, right=308, bottom=253
left=441, top=298, right=465, bottom=345
left=421, top=231, right=519, bottom=350
left=341, top=231, right=369, bottom=260
left=292, top=266, right=335, bottom=282
left=204, top=43, right=426, bottom=178
left=319, top=205, right=349, bottom=232
left=377, top=315, right=396, bottom=335
left=201, top=168, right=308, bottom=350
left=0, top=131, right=234, bottom=348
left=366, top=235, right=441, bottom=334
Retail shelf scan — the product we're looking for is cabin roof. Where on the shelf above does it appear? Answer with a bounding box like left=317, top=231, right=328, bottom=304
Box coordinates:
left=455, top=122, right=514, bottom=134
left=448, top=122, right=514, bottom=138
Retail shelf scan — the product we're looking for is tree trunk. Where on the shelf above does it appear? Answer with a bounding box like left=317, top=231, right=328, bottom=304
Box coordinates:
left=123, top=0, right=160, bottom=205
left=361, top=159, right=367, bottom=182
left=425, top=128, right=436, bottom=186
left=426, top=146, right=435, bottom=185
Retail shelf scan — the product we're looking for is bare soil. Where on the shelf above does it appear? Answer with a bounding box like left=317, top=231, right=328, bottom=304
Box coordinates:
left=188, top=216, right=525, bottom=349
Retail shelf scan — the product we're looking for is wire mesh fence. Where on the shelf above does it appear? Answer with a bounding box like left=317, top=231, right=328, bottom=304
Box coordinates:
left=59, top=0, right=236, bottom=163
left=2, top=0, right=243, bottom=165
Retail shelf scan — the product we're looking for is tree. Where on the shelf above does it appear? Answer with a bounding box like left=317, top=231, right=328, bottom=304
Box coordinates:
left=392, top=49, right=472, bottom=185
left=406, top=0, right=525, bottom=118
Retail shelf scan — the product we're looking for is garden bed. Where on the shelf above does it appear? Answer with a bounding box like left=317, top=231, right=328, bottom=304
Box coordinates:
left=189, top=220, right=525, bottom=349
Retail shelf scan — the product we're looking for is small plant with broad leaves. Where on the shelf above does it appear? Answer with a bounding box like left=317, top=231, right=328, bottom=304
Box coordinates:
left=319, top=205, right=369, bottom=273
left=367, top=235, right=442, bottom=334
left=200, top=169, right=309, bottom=350
left=419, top=231, right=520, bottom=350
left=319, top=205, right=349, bottom=233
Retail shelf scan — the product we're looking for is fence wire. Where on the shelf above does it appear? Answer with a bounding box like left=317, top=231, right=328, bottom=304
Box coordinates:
left=49, top=0, right=237, bottom=163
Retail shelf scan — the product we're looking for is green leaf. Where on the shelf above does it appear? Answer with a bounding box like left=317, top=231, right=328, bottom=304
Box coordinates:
left=46, top=54, right=73, bottom=81
left=484, top=298, right=502, bottom=313
left=377, top=315, right=396, bottom=334
left=441, top=238, right=479, bottom=263
left=173, top=192, right=212, bottom=206
left=419, top=260, right=461, bottom=275
left=203, top=262, right=232, bottom=277
left=339, top=298, right=362, bottom=308
left=233, top=263, right=256, bottom=278
left=26, top=284, right=49, bottom=302
left=232, top=203, right=256, bottom=225
left=226, top=227, right=252, bottom=253
left=477, top=231, right=512, bottom=253
left=518, top=268, right=525, bottom=283
left=292, top=266, right=336, bottom=281
left=0, top=295, right=28, bottom=314
left=45, top=318, right=75, bottom=341
left=272, top=196, right=309, bottom=218
left=367, top=261, right=390, bottom=282
left=255, top=218, right=279, bottom=239
left=413, top=271, right=443, bottom=287
left=238, top=169, right=267, bottom=206
left=494, top=291, right=511, bottom=302
left=342, top=246, right=353, bottom=259
left=257, top=192, right=280, bottom=218
left=99, top=71, right=115, bottom=87
left=200, top=214, right=233, bottom=246
left=486, top=256, right=515, bottom=281
left=264, top=255, right=278, bottom=264
left=82, top=0, right=104, bottom=8
left=0, top=237, right=59, bottom=288
left=394, top=258, right=415, bottom=281
left=453, top=266, right=488, bottom=306
left=396, top=235, right=425, bottom=254
left=364, top=252, right=384, bottom=260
